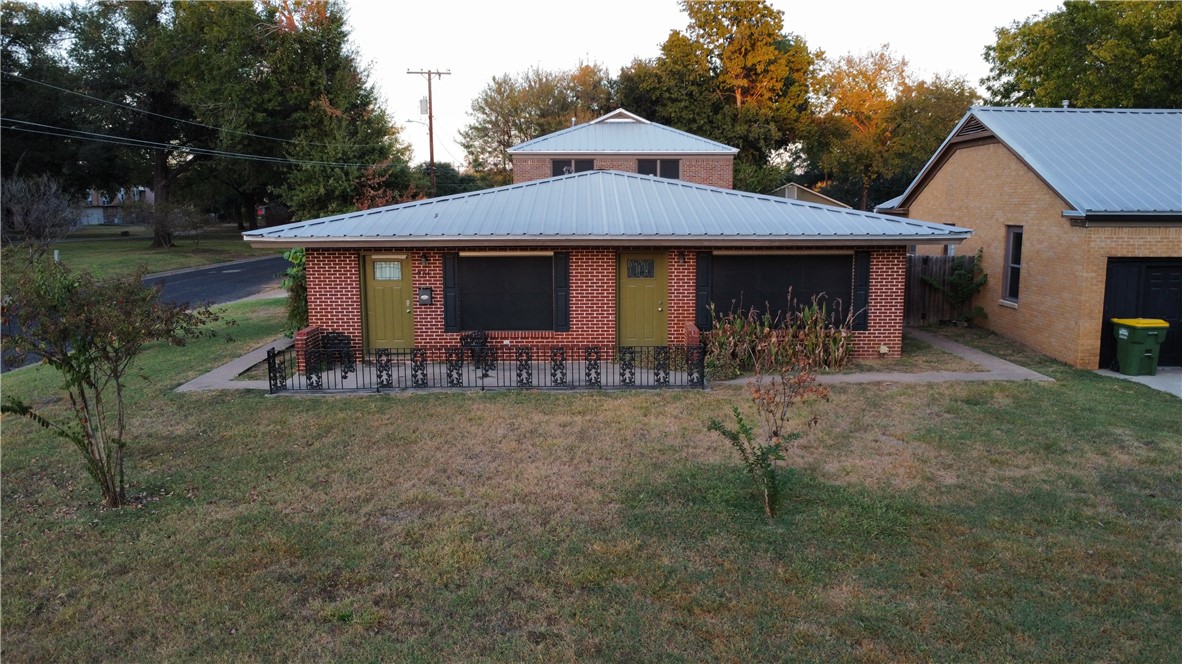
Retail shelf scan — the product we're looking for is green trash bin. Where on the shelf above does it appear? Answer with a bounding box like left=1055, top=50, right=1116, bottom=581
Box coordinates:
left=1111, top=318, right=1170, bottom=376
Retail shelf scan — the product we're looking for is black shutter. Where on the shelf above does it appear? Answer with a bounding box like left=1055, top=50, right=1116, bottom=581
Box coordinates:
left=853, top=251, right=870, bottom=331
left=443, top=253, right=459, bottom=333
left=695, top=251, right=713, bottom=331
left=553, top=253, right=570, bottom=332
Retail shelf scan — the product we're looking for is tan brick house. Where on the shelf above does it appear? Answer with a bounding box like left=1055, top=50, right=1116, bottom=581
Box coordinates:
left=245, top=116, right=968, bottom=370
left=509, top=109, right=737, bottom=189
left=878, top=107, right=1182, bottom=369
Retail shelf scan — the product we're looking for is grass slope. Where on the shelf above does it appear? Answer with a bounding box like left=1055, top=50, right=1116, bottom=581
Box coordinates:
left=47, top=225, right=279, bottom=278
left=2, top=316, right=1179, bottom=662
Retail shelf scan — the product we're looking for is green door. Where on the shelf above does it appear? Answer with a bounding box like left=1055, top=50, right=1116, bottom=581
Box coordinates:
left=364, top=255, right=414, bottom=349
left=618, top=252, right=668, bottom=346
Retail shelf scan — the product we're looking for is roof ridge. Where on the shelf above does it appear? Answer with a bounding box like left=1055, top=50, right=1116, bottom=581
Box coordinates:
left=972, top=105, right=1182, bottom=115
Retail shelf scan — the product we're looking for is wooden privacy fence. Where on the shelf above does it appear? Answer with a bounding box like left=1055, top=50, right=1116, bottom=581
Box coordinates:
left=904, top=254, right=960, bottom=326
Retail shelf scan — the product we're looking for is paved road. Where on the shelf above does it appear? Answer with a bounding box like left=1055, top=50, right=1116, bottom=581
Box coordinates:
left=2, top=255, right=289, bottom=373
left=143, top=255, right=288, bottom=307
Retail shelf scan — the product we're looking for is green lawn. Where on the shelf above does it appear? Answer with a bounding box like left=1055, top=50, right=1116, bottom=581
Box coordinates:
left=2, top=311, right=1179, bottom=662
left=47, top=224, right=280, bottom=278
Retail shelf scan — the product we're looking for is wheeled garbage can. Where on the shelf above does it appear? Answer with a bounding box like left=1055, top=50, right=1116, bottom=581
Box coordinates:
left=1111, top=318, right=1169, bottom=376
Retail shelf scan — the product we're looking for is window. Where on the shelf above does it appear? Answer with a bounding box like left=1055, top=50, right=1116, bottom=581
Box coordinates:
left=551, top=159, right=594, bottom=177
left=372, top=261, right=402, bottom=281
left=1004, top=226, right=1023, bottom=301
left=627, top=259, right=655, bottom=279
left=442, top=253, right=570, bottom=332
left=637, top=159, right=680, bottom=179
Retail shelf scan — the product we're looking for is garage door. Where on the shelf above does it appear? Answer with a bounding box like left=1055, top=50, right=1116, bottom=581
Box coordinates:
left=707, top=254, right=854, bottom=326
left=1101, top=259, right=1182, bottom=368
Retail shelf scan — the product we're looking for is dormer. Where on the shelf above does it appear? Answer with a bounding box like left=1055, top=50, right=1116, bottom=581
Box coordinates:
left=508, top=109, right=739, bottom=189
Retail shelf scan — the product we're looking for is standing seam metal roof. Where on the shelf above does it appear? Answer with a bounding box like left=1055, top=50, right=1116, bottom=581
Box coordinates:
left=244, top=170, right=968, bottom=245
left=886, top=106, right=1182, bottom=216
left=508, top=108, right=738, bottom=154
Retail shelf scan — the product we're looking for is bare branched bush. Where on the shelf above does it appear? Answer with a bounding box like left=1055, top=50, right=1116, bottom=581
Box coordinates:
left=1, top=175, right=78, bottom=258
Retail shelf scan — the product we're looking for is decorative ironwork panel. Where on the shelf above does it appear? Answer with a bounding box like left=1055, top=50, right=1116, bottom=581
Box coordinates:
left=445, top=348, right=464, bottom=387
left=686, top=346, right=705, bottom=387
left=267, top=348, right=287, bottom=393
left=305, top=349, right=323, bottom=390
left=619, top=346, right=636, bottom=386
left=411, top=349, right=428, bottom=388
left=375, top=349, right=394, bottom=388
left=653, top=346, right=671, bottom=387
left=515, top=347, right=533, bottom=387
left=550, top=347, right=567, bottom=386
left=321, top=332, right=356, bottom=381
left=584, top=347, right=601, bottom=386
left=475, top=346, right=497, bottom=377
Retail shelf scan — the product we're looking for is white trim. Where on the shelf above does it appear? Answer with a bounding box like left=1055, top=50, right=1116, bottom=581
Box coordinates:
left=998, top=299, right=1019, bottom=309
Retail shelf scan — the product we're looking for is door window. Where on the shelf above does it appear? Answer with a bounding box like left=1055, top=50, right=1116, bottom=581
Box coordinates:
left=373, top=261, right=402, bottom=281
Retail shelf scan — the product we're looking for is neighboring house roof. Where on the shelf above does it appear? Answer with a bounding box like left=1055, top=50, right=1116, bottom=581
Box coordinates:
left=882, top=106, right=1182, bottom=218
left=874, top=194, right=904, bottom=213
left=507, top=108, right=739, bottom=155
left=244, top=170, right=968, bottom=248
left=769, top=182, right=851, bottom=208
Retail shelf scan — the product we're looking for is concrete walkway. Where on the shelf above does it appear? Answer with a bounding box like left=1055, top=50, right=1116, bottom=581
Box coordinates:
left=817, top=328, right=1053, bottom=385
left=179, top=326, right=1054, bottom=393
left=174, top=336, right=293, bottom=392
left=1095, top=366, right=1182, bottom=398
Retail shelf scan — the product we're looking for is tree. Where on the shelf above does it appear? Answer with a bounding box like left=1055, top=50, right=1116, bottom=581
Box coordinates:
left=460, top=63, right=617, bottom=181
left=68, top=1, right=218, bottom=246
left=984, top=1, right=1182, bottom=108
left=811, top=46, right=910, bottom=210
left=263, top=0, right=408, bottom=219
left=1, top=175, right=77, bottom=256
left=1, top=260, right=221, bottom=508
left=617, top=0, right=813, bottom=188
left=0, top=1, right=80, bottom=185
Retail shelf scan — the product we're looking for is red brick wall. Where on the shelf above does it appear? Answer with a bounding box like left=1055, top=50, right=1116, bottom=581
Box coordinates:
left=303, top=245, right=905, bottom=359
left=667, top=249, right=697, bottom=344
left=511, top=155, right=734, bottom=189
left=851, top=248, right=906, bottom=358
left=679, top=157, right=733, bottom=189
left=305, top=249, right=362, bottom=347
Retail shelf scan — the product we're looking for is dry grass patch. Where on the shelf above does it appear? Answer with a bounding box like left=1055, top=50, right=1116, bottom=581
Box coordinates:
left=3, top=317, right=1179, bottom=661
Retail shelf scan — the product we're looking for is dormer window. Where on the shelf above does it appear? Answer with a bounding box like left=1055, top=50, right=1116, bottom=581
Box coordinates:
left=552, top=159, right=594, bottom=176
left=638, top=159, right=680, bottom=180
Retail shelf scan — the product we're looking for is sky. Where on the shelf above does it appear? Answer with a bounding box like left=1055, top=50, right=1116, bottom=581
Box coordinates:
left=345, top=0, right=1064, bottom=168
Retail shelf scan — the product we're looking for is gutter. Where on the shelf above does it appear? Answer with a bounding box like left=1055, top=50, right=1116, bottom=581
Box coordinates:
left=242, top=233, right=972, bottom=250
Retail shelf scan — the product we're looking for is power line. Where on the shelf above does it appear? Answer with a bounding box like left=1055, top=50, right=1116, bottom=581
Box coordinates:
left=1, top=118, right=386, bottom=168
left=1, top=70, right=390, bottom=151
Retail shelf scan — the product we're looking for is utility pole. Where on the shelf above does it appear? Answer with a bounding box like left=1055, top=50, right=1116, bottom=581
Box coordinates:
left=407, top=69, right=450, bottom=197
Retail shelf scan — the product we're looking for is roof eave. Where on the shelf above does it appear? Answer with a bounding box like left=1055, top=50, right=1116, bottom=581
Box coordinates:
left=243, top=234, right=971, bottom=250
left=507, top=149, right=739, bottom=156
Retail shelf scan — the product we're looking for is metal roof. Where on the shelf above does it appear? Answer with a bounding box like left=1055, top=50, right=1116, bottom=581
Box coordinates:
left=888, top=106, right=1182, bottom=217
left=508, top=108, right=738, bottom=155
left=244, top=170, right=969, bottom=248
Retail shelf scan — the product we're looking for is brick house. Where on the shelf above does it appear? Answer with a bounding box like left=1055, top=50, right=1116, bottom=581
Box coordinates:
left=877, top=107, right=1182, bottom=369
left=245, top=112, right=967, bottom=365
left=509, top=108, right=737, bottom=188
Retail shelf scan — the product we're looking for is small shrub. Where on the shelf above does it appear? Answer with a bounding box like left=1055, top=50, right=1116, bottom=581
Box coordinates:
left=282, top=247, right=308, bottom=336
left=707, top=357, right=829, bottom=517
left=923, top=248, right=988, bottom=324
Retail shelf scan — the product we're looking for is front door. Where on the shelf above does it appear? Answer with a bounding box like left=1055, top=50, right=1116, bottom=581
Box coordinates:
left=364, top=255, right=414, bottom=349
left=618, top=252, right=668, bottom=346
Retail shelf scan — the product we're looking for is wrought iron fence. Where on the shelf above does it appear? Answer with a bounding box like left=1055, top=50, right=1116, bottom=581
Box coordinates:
left=265, top=344, right=706, bottom=393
